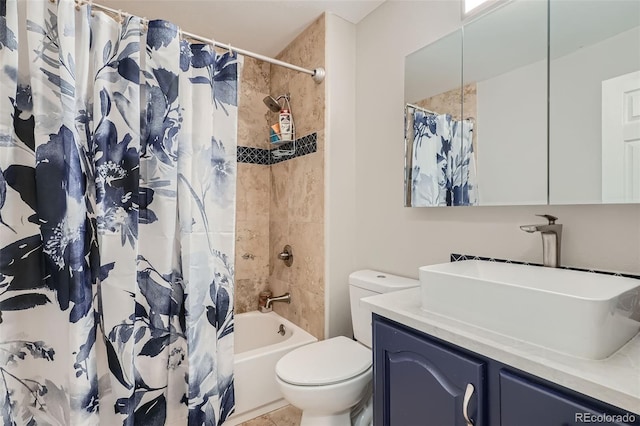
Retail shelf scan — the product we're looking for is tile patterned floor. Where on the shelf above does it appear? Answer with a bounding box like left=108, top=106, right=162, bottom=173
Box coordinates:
left=239, top=405, right=302, bottom=426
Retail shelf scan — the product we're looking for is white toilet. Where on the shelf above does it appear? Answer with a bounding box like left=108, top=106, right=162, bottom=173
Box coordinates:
left=275, top=270, right=419, bottom=425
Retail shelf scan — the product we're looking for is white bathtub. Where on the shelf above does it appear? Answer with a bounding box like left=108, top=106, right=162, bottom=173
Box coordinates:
left=224, top=311, right=317, bottom=425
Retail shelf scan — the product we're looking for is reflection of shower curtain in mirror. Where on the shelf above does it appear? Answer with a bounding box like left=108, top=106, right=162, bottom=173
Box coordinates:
left=410, top=110, right=477, bottom=206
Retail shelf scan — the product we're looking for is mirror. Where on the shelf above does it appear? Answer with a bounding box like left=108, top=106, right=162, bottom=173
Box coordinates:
left=463, top=0, right=548, bottom=206
left=549, top=0, right=640, bottom=204
left=404, top=0, right=547, bottom=206
left=404, top=0, right=640, bottom=207
left=404, top=30, right=463, bottom=207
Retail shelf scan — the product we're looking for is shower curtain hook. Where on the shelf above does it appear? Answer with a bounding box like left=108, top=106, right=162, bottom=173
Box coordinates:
left=142, top=17, right=148, bottom=33
left=117, top=9, right=123, bottom=23
left=74, top=0, right=81, bottom=10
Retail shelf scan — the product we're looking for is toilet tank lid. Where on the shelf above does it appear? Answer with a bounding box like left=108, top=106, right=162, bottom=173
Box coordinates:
left=349, top=270, right=419, bottom=294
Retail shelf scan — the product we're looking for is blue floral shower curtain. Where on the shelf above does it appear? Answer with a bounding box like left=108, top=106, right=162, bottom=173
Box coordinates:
left=0, top=0, right=236, bottom=424
left=409, top=109, right=477, bottom=207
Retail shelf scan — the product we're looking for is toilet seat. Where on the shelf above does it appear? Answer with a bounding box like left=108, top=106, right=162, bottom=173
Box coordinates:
left=276, top=336, right=372, bottom=386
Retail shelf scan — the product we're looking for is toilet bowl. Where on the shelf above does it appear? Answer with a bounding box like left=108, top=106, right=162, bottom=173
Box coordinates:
left=274, top=271, right=419, bottom=425
left=276, top=370, right=372, bottom=425
left=275, top=336, right=372, bottom=425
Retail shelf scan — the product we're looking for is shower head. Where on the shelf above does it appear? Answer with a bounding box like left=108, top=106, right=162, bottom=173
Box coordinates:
left=263, top=95, right=282, bottom=113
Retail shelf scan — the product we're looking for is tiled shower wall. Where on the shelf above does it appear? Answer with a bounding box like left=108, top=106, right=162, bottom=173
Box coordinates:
left=414, top=83, right=477, bottom=121
left=234, top=15, right=326, bottom=341
left=269, top=14, right=326, bottom=340
left=235, top=56, right=271, bottom=313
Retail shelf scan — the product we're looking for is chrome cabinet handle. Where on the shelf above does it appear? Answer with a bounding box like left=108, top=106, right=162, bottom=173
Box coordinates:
left=463, top=383, right=475, bottom=426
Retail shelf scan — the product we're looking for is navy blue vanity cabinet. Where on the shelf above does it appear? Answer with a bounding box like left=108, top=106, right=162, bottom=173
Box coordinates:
left=373, top=315, right=640, bottom=426
left=499, top=370, right=634, bottom=426
left=373, top=317, right=486, bottom=426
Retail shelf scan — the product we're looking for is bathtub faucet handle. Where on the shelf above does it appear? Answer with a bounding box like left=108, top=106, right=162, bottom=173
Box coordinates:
left=278, top=245, right=293, bottom=267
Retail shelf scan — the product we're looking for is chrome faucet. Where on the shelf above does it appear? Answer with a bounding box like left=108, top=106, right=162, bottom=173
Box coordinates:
left=520, top=214, right=563, bottom=268
left=260, top=292, right=291, bottom=313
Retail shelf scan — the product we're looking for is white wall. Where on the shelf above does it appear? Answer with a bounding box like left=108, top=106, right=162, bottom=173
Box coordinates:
left=353, top=1, right=640, bottom=279
left=324, top=13, right=357, bottom=338
left=476, top=60, right=547, bottom=205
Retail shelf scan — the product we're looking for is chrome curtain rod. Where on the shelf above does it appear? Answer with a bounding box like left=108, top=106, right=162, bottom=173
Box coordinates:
left=71, top=0, right=326, bottom=83
left=406, top=103, right=437, bottom=116
left=406, top=103, right=475, bottom=122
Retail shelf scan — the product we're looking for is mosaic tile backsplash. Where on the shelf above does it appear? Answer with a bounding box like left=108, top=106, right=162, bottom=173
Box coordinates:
left=451, top=254, right=640, bottom=280
left=237, top=132, right=317, bottom=165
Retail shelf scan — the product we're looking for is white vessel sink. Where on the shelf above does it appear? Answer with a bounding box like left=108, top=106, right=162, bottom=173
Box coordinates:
left=420, top=260, right=640, bottom=359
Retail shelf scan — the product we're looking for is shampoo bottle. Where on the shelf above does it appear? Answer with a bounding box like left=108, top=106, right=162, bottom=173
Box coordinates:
left=279, top=109, right=293, bottom=141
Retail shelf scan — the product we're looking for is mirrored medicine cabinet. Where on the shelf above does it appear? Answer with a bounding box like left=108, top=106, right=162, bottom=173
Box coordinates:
left=404, top=0, right=640, bottom=207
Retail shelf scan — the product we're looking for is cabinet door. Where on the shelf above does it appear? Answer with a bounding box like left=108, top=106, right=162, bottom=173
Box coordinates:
left=500, top=370, right=638, bottom=426
left=373, top=317, right=486, bottom=426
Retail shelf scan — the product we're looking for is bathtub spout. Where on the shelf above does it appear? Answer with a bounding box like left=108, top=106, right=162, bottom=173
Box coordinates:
left=260, top=293, right=291, bottom=312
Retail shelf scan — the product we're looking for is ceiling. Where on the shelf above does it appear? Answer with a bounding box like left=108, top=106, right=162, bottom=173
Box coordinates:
left=100, top=0, right=386, bottom=57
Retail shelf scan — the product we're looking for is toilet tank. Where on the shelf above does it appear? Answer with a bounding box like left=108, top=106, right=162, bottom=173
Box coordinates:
left=349, top=270, right=419, bottom=348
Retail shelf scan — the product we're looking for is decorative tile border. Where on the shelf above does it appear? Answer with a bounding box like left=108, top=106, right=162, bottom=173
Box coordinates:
left=450, top=253, right=640, bottom=280
left=237, top=146, right=270, bottom=165
left=236, top=132, right=317, bottom=165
